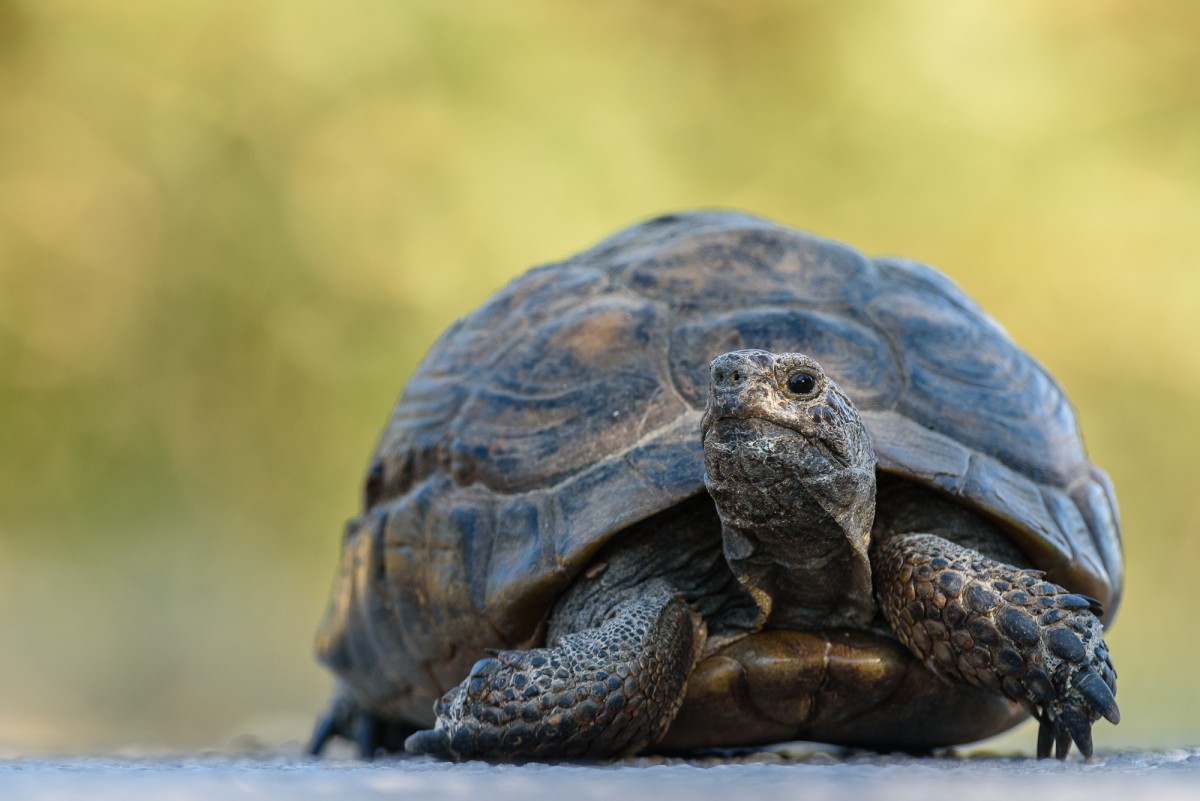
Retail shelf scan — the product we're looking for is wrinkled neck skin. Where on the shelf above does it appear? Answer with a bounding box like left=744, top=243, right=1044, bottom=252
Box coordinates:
left=702, top=408, right=878, bottom=631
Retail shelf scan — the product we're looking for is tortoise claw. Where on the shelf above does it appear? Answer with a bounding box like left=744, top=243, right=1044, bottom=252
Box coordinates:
left=1034, top=700, right=1102, bottom=760
left=405, top=727, right=452, bottom=757
left=308, top=696, right=359, bottom=757
left=1033, top=654, right=1118, bottom=760
left=1054, top=727, right=1072, bottom=760
left=1036, top=703, right=1091, bottom=761
left=355, top=712, right=381, bottom=760
left=1062, top=707, right=1093, bottom=758
left=1075, top=667, right=1120, bottom=724
left=1037, top=717, right=1054, bottom=760
left=308, top=707, right=339, bottom=756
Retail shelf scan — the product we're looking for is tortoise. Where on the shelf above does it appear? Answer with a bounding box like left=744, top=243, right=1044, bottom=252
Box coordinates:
left=309, top=211, right=1121, bottom=761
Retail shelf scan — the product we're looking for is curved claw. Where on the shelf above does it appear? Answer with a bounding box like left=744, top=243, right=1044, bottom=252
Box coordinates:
left=308, top=709, right=339, bottom=756
left=355, top=713, right=381, bottom=760
left=405, top=727, right=451, bottom=756
left=1036, top=707, right=1087, bottom=760
left=1075, top=668, right=1120, bottom=724
left=309, top=697, right=358, bottom=757
left=1034, top=662, right=1118, bottom=760
left=1061, top=707, right=1093, bottom=758
left=1037, top=717, right=1054, bottom=760
left=1055, top=727, right=1071, bottom=760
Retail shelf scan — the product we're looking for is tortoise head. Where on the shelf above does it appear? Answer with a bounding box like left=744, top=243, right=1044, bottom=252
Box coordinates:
left=701, top=349, right=878, bottom=627
left=702, top=350, right=870, bottom=467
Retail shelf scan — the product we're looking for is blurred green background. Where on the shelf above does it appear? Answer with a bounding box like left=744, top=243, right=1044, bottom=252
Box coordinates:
left=1, top=1, right=1197, bottom=755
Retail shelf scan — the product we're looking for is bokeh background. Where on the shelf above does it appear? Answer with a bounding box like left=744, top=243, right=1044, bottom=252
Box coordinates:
left=1, top=1, right=1197, bottom=755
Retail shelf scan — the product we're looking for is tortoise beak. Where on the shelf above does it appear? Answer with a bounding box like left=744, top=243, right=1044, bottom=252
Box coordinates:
left=704, top=350, right=775, bottom=435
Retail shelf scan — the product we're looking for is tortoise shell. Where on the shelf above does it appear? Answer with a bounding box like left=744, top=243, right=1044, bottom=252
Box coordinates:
left=315, top=211, right=1122, bottom=727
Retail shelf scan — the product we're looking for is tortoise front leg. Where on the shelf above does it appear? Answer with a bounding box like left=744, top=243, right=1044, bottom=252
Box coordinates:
left=405, top=581, right=703, bottom=760
left=873, top=532, right=1119, bottom=758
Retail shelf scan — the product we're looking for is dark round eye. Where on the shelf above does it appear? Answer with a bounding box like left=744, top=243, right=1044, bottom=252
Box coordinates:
left=786, top=371, right=817, bottom=396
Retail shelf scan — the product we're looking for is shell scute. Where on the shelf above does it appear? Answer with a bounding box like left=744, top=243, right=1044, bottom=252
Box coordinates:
left=615, top=223, right=878, bottom=313
left=868, top=282, right=1086, bottom=488
left=447, top=296, right=682, bottom=494
left=669, top=308, right=902, bottom=412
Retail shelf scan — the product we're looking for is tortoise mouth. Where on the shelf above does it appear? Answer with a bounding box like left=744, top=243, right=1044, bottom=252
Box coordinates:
left=703, top=411, right=855, bottom=471
left=701, top=412, right=808, bottom=447
left=702, top=413, right=847, bottom=468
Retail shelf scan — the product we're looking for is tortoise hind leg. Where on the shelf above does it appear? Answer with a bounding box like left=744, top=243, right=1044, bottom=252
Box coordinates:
left=405, top=581, right=702, bottom=760
left=308, top=696, right=418, bottom=759
left=873, top=532, right=1118, bottom=759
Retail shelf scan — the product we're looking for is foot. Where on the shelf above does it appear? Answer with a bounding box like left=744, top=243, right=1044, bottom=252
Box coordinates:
left=874, top=532, right=1119, bottom=759
left=405, top=583, right=701, bottom=760
left=308, top=696, right=416, bottom=759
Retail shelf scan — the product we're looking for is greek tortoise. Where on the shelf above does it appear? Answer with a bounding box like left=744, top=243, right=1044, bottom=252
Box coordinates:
left=310, top=211, right=1121, bottom=761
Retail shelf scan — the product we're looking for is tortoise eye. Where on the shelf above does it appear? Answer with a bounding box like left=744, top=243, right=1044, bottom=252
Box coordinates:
left=786, top=371, right=817, bottom=396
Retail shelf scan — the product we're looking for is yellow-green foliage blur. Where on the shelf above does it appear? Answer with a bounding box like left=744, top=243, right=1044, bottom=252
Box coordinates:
left=1, top=1, right=1197, bottom=754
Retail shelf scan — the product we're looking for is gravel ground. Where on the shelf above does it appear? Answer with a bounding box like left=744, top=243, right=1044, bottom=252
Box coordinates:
left=2, top=748, right=1198, bottom=801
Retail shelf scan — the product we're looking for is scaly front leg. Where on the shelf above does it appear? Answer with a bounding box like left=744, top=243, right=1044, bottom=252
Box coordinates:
left=873, top=532, right=1119, bottom=759
left=405, top=581, right=702, bottom=760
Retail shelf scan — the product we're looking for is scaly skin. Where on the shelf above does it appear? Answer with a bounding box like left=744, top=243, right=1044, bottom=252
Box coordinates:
left=405, top=582, right=702, bottom=760
left=873, top=532, right=1119, bottom=758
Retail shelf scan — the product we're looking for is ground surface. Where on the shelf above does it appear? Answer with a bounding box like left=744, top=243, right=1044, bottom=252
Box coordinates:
left=2, top=748, right=1198, bottom=801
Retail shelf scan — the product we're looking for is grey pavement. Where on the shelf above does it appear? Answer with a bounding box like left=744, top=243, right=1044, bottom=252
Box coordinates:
left=2, top=748, right=1198, bottom=801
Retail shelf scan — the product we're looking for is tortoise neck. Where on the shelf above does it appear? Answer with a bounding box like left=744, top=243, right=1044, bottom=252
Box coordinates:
left=703, top=421, right=878, bottom=629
